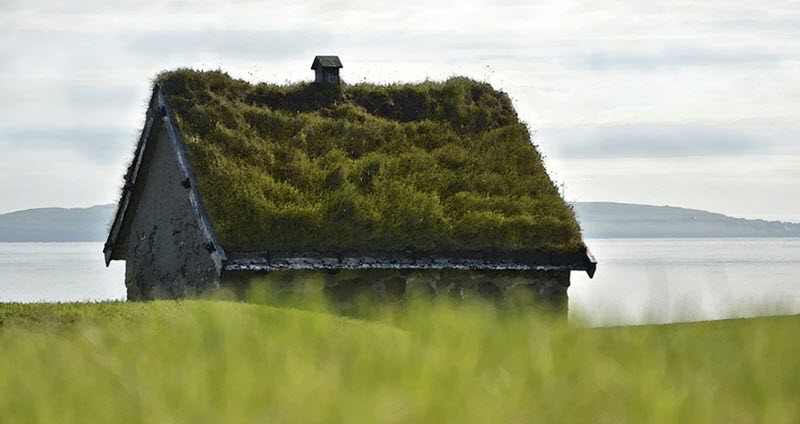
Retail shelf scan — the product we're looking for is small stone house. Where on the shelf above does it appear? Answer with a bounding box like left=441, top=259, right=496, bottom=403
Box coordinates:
left=104, top=56, right=596, bottom=309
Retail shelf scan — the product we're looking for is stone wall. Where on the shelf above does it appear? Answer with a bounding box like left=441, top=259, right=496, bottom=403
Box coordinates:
left=221, top=268, right=571, bottom=314
left=124, top=125, right=221, bottom=300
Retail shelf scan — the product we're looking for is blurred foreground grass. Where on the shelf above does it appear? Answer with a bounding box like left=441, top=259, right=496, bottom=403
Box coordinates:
left=0, top=300, right=798, bottom=423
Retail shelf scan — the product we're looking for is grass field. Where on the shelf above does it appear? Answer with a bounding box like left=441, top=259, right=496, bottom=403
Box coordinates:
left=1, top=300, right=798, bottom=423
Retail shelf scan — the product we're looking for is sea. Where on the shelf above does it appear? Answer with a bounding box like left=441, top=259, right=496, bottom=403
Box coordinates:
left=1, top=238, right=798, bottom=326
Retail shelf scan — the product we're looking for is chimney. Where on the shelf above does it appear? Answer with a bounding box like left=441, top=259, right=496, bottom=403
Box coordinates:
left=311, top=55, right=343, bottom=84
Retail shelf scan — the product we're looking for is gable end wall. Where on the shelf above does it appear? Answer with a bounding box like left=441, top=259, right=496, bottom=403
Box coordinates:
left=125, top=123, right=221, bottom=300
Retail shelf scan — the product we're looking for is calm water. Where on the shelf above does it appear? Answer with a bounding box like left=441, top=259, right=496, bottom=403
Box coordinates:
left=570, top=238, right=800, bottom=325
left=0, top=243, right=126, bottom=303
left=1, top=239, right=798, bottom=326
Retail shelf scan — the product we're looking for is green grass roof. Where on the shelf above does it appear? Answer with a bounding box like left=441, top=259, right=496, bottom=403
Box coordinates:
left=156, top=69, right=585, bottom=254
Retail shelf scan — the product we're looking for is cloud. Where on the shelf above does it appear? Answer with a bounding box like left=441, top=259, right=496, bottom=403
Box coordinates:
left=124, top=29, right=336, bottom=62
left=468, top=44, right=792, bottom=71
left=562, top=46, right=789, bottom=70
left=0, top=0, right=799, bottom=220
left=537, top=123, right=800, bottom=158
left=717, top=17, right=800, bottom=32
left=0, top=127, right=135, bottom=163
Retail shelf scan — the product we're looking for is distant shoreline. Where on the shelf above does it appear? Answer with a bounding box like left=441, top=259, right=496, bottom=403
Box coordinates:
left=571, top=202, right=800, bottom=239
left=2, top=202, right=799, bottom=242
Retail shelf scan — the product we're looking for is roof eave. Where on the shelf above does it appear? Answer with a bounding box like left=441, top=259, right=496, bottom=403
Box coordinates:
left=310, top=56, right=343, bottom=70
left=222, top=251, right=597, bottom=274
left=584, top=248, right=597, bottom=278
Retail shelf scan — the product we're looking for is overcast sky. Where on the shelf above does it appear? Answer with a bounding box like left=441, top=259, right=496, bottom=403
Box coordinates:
left=1, top=0, right=799, bottom=221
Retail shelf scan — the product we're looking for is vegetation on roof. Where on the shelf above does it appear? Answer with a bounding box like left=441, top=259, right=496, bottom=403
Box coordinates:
left=156, top=69, right=585, bottom=254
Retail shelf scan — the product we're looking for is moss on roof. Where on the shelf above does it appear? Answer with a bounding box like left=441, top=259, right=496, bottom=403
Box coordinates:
left=156, top=69, right=585, bottom=254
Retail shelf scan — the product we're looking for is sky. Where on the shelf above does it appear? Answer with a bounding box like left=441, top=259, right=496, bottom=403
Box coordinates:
left=1, top=0, right=799, bottom=221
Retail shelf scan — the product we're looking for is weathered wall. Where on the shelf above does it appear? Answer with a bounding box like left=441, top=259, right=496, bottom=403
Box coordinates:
left=221, top=268, right=571, bottom=314
left=125, top=125, right=221, bottom=300
left=315, top=68, right=339, bottom=84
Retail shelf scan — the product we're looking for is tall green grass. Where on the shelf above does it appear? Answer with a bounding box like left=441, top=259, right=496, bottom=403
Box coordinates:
left=0, top=300, right=797, bottom=423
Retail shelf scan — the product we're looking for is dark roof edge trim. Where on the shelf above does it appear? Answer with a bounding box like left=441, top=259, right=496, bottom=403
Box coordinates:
left=103, top=88, right=160, bottom=266
left=584, top=248, right=597, bottom=278
left=311, top=56, right=343, bottom=69
left=158, top=87, right=227, bottom=262
left=103, top=85, right=227, bottom=265
left=224, top=251, right=597, bottom=276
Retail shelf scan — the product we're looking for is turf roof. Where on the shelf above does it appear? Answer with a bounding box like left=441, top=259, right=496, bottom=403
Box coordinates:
left=156, top=69, right=586, bottom=254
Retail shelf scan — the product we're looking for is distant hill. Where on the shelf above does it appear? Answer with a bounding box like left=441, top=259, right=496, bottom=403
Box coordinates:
left=0, top=204, right=116, bottom=242
left=1, top=202, right=799, bottom=242
left=572, top=202, right=800, bottom=238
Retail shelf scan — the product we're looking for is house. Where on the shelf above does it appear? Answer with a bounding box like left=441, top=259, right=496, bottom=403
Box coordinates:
left=311, top=55, right=343, bottom=84
left=104, top=57, right=596, bottom=310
